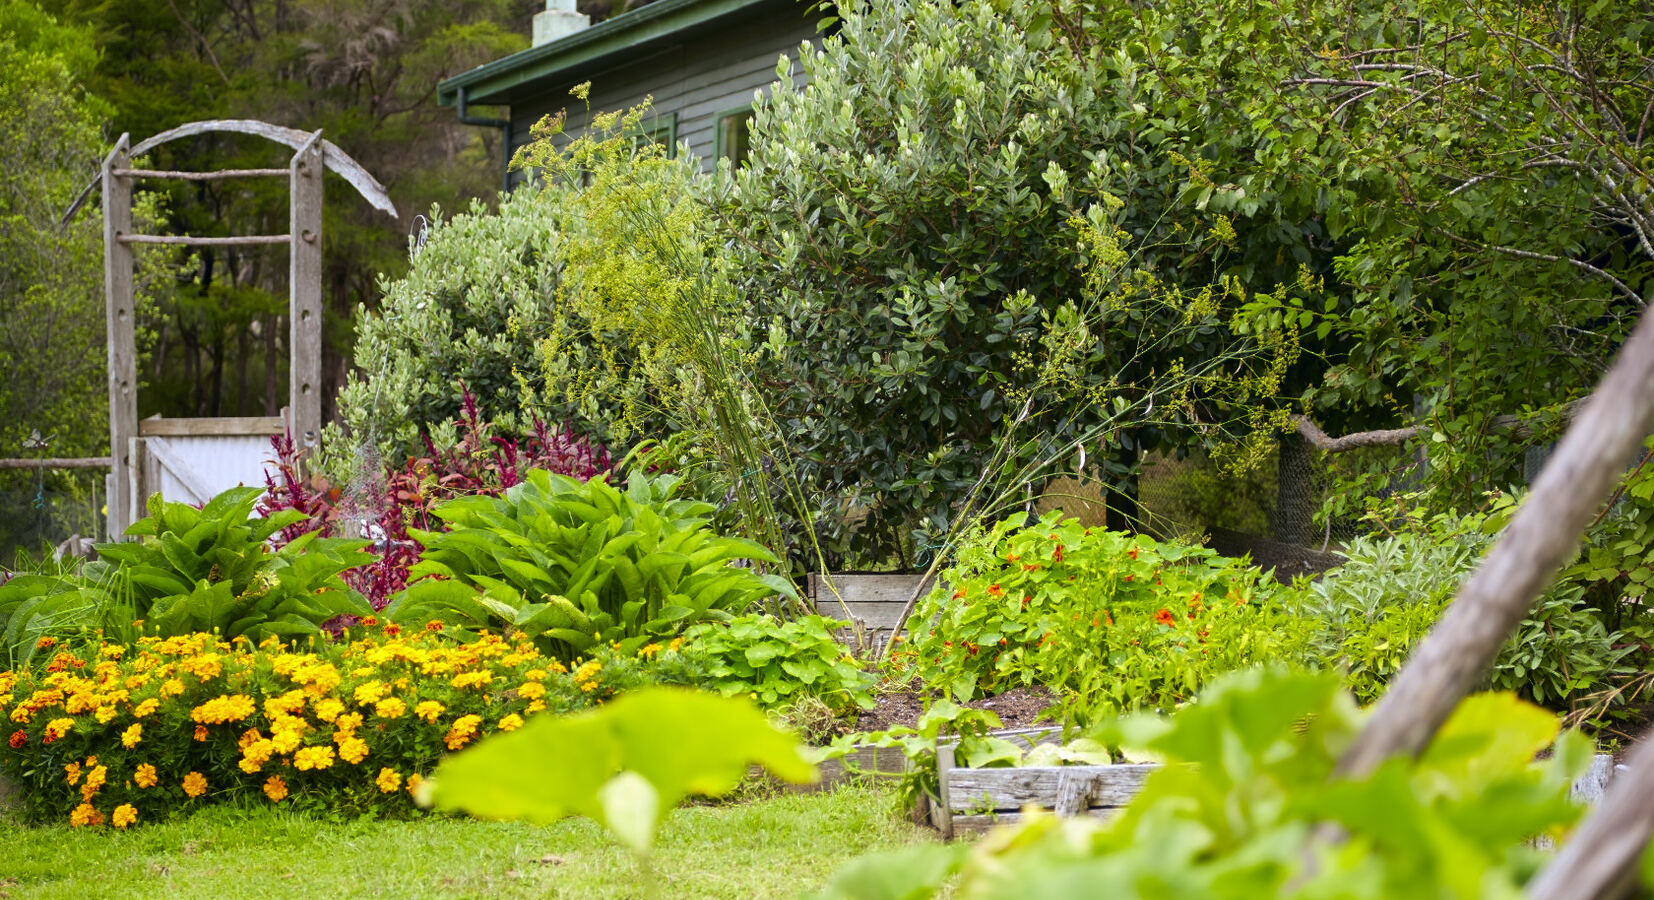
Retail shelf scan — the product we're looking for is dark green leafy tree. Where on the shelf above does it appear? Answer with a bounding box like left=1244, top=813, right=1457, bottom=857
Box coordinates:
left=712, top=0, right=1316, bottom=562
left=43, top=0, right=534, bottom=420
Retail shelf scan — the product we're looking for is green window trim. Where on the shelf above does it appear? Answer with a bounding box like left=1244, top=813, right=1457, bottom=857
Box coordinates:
left=715, top=105, right=755, bottom=166
left=633, top=112, right=678, bottom=157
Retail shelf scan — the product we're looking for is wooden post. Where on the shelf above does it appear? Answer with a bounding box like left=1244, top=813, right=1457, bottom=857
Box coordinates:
left=1336, top=304, right=1654, bottom=778
left=103, top=134, right=136, bottom=538
left=289, top=130, right=324, bottom=458
left=1529, top=734, right=1654, bottom=899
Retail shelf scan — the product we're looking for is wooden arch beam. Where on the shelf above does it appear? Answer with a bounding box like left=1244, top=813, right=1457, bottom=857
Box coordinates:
left=63, top=119, right=398, bottom=223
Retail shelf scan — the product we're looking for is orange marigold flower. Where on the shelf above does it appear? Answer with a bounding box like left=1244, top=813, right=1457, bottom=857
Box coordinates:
left=134, top=764, right=158, bottom=789
left=8, top=729, right=25, bottom=749
left=65, top=761, right=82, bottom=786
left=444, top=714, right=482, bottom=750
left=69, top=802, right=101, bottom=827
left=1155, top=609, right=1176, bottom=627
left=182, top=771, right=208, bottom=798
left=43, top=717, right=73, bottom=743
left=264, top=775, right=288, bottom=802
left=133, top=698, right=160, bottom=718
left=193, top=725, right=209, bottom=742
left=384, top=624, right=401, bottom=637
left=424, top=621, right=443, bottom=632
left=406, top=773, right=424, bottom=800
left=375, top=767, right=401, bottom=793
left=112, top=804, right=137, bottom=828
left=338, top=736, right=369, bottom=765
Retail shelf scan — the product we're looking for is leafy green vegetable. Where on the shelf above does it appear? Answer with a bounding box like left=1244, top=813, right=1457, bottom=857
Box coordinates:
left=681, top=614, right=876, bottom=714
left=425, top=687, right=817, bottom=854
left=386, top=469, right=796, bottom=662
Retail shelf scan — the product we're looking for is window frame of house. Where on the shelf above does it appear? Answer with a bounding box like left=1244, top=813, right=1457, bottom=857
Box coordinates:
left=634, top=111, right=678, bottom=158
left=714, top=105, right=755, bottom=167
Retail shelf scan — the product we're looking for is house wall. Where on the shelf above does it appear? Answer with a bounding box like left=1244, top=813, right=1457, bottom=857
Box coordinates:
left=507, top=9, right=818, bottom=181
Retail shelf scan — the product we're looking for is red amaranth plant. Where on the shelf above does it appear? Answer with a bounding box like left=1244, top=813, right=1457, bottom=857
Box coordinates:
left=261, top=387, right=613, bottom=611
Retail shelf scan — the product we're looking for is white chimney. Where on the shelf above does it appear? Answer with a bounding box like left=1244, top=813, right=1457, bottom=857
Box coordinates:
left=533, top=0, right=590, bottom=47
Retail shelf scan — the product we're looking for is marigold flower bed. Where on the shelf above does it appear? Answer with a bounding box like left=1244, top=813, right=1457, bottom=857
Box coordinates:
left=0, top=626, right=692, bottom=828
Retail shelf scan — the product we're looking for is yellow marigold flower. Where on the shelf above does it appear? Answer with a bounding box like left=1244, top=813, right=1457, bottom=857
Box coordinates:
left=240, top=739, right=276, bottom=773
left=444, top=715, right=482, bottom=750
left=335, top=712, right=363, bottom=733
left=262, top=690, right=307, bottom=719
left=313, top=698, right=345, bottom=723
left=264, top=775, right=288, bottom=802
left=238, top=727, right=262, bottom=751
left=294, top=746, right=334, bottom=771
left=352, top=680, right=387, bottom=706
left=160, top=679, right=185, bottom=698
left=668, top=637, right=685, bottom=652
left=8, top=706, right=31, bottom=724
left=338, top=736, right=369, bottom=765
left=69, top=802, right=101, bottom=827
left=527, top=700, right=547, bottom=713
left=450, top=671, right=493, bottom=690
left=638, top=643, right=662, bottom=657
left=121, top=723, right=142, bottom=748
left=93, top=705, right=118, bottom=724
left=406, top=773, right=423, bottom=799
left=573, top=660, right=601, bottom=683
left=0, top=673, right=13, bottom=694
left=413, top=700, right=444, bottom=723
left=190, top=694, right=255, bottom=725
left=497, top=713, right=524, bottom=732
left=83, top=765, right=106, bottom=794
left=43, top=717, right=73, bottom=741
left=65, top=761, right=82, bottom=785
left=350, top=666, right=375, bottom=678
left=65, top=692, right=96, bottom=714
left=134, top=764, right=158, bottom=789
left=524, top=669, right=547, bottom=682
left=374, top=697, right=406, bottom=720
left=375, top=767, right=401, bottom=793
left=548, top=660, right=567, bottom=674
left=111, top=803, right=137, bottom=828
left=133, top=698, right=160, bottom=718
left=182, top=771, right=208, bottom=799
left=518, top=682, right=546, bottom=701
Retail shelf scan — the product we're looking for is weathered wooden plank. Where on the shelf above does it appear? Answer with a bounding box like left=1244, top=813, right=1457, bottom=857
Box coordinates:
left=103, top=134, right=136, bottom=539
left=119, top=233, right=292, bottom=246
left=113, top=167, right=289, bottom=181
left=951, top=807, right=1122, bottom=837
left=289, top=132, right=325, bottom=455
left=945, top=764, right=1158, bottom=812
left=0, top=457, right=112, bottom=470
left=138, top=417, right=285, bottom=437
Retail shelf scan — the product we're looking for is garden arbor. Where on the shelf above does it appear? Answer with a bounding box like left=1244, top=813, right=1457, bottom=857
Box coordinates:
left=74, top=120, right=396, bottom=536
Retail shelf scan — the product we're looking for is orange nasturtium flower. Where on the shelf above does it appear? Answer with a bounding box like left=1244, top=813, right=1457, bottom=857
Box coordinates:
left=1154, top=609, right=1176, bottom=627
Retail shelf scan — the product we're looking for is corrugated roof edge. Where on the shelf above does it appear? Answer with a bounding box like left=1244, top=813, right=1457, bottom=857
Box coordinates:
left=437, top=0, right=782, bottom=107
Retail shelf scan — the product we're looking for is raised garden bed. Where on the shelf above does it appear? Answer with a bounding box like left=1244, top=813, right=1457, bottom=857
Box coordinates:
left=929, top=748, right=1629, bottom=840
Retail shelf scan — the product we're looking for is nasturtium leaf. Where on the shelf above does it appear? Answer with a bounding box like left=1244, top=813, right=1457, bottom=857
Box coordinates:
left=426, top=688, right=816, bottom=852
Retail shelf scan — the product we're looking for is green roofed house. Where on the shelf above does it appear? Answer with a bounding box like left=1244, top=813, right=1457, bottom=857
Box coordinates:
left=437, top=0, right=825, bottom=187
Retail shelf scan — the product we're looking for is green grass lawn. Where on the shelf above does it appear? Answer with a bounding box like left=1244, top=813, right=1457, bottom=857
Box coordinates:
left=0, top=783, right=932, bottom=899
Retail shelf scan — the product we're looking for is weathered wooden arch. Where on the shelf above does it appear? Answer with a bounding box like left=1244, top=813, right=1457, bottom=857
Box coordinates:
left=70, top=119, right=398, bottom=536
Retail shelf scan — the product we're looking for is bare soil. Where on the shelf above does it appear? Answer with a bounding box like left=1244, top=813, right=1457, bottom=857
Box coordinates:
left=854, top=684, right=1058, bottom=733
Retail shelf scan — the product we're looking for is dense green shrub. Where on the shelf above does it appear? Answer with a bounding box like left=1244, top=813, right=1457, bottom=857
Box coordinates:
left=385, top=469, right=798, bottom=662
left=0, top=488, right=372, bottom=665
left=680, top=614, right=875, bottom=715
left=903, top=511, right=1313, bottom=723
left=1295, top=524, right=1646, bottom=717
left=712, top=0, right=1312, bottom=558
left=326, top=185, right=667, bottom=474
